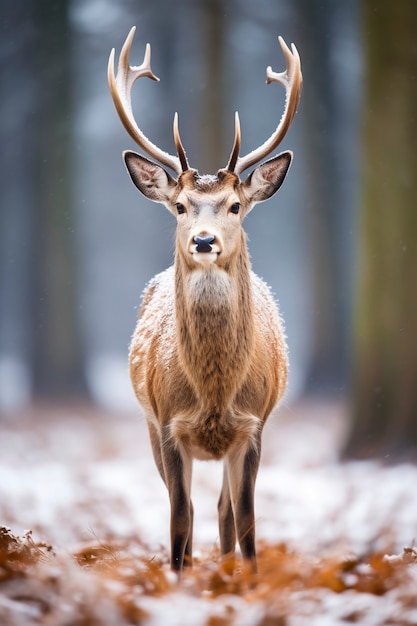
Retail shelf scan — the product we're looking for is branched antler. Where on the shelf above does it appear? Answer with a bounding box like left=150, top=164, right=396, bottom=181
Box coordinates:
left=226, top=36, right=302, bottom=175
left=108, top=27, right=189, bottom=175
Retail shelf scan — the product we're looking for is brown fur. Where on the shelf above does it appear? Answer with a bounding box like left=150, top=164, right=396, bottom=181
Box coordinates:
left=127, top=158, right=291, bottom=573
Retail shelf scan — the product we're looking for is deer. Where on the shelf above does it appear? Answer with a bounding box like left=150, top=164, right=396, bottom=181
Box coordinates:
left=108, top=26, right=302, bottom=573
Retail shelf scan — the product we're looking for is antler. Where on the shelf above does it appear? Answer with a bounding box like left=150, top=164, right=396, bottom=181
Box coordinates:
left=226, top=36, right=302, bottom=175
left=108, top=27, right=189, bottom=176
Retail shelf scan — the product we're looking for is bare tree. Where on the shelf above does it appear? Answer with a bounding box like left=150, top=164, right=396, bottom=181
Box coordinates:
left=0, top=0, right=36, bottom=409
left=32, top=0, right=86, bottom=396
left=292, top=0, right=361, bottom=395
left=344, top=0, right=417, bottom=458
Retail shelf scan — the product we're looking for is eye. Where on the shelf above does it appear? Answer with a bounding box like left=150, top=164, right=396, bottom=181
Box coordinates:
left=230, top=202, right=240, bottom=214
left=175, top=202, right=186, bottom=215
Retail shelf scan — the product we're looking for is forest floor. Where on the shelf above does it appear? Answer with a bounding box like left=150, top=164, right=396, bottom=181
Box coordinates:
left=0, top=400, right=417, bottom=625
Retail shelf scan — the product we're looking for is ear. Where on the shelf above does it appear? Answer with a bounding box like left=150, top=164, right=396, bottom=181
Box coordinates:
left=123, top=151, right=177, bottom=203
left=242, top=151, right=292, bottom=206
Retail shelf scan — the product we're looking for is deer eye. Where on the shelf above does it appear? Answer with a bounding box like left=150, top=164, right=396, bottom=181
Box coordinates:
left=230, top=202, right=240, bottom=214
left=175, top=202, right=186, bottom=215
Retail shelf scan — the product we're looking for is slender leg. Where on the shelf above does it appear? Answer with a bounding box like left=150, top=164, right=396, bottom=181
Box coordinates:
left=217, top=465, right=236, bottom=558
left=183, top=499, right=194, bottom=567
left=161, top=428, right=193, bottom=572
left=226, top=439, right=261, bottom=572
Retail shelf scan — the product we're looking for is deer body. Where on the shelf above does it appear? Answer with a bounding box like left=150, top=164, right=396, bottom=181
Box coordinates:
left=130, top=247, right=288, bottom=461
left=108, top=27, right=302, bottom=572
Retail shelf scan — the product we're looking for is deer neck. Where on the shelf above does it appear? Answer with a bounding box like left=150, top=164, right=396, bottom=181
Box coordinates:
left=175, top=240, right=254, bottom=413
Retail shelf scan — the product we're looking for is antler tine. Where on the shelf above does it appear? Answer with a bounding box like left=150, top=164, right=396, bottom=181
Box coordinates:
left=226, top=112, right=241, bottom=173
left=173, top=112, right=189, bottom=172
left=227, top=35, right=302, bottom=176
left=108, top=27, right=187, bottom=175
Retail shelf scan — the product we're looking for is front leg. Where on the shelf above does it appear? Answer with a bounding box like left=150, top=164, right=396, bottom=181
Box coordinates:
left=161, top=427, right=193, bottom=572
left=226, top=437, right=261, bottom=572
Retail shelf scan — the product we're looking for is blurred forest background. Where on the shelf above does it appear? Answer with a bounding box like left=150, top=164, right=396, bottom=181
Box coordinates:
left=0, top=0, right=415, bottom=458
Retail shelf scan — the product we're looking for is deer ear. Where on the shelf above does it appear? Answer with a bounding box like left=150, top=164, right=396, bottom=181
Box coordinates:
left=242, top=151, right=292, bottom=205
left=124, top=151, right=177, bottom=203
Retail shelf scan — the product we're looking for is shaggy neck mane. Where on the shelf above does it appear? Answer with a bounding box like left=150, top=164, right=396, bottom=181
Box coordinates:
left=175, top=239, right=254, bottom=415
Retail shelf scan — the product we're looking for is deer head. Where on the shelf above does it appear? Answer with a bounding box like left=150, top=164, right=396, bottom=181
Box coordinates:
left=108, top=27, right=302, bottom=270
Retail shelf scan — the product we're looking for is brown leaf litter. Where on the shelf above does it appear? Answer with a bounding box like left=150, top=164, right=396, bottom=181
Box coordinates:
left=1, top=526, right=417, bottom=625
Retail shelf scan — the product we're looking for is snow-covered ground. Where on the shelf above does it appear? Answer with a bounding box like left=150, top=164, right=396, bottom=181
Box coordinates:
left=0, top=400, right=416, bottom=625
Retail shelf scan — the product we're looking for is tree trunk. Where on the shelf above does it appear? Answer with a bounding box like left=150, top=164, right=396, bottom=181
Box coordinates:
left=32, top=0, right=86, bottom=396
left=0, top=0, right=37, bottom=410
left=292, top=0, right=361, bottom=394
left=198, top=0, right=225, bottom=174
left=344, top=0, right=417, bottom=458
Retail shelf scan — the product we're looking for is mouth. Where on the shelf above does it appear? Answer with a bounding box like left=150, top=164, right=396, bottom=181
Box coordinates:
left=191, top=249, right=219, bottom=265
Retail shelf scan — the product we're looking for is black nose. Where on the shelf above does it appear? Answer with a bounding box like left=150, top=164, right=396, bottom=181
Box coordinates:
left=193, top=234, right=215, bottom=253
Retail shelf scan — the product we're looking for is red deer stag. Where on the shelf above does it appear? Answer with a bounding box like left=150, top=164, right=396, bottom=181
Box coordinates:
left=108, top=26, right=302, bottom=573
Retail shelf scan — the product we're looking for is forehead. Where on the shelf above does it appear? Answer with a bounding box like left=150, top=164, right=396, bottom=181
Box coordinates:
left=177, top=169, right=240, bottom=205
